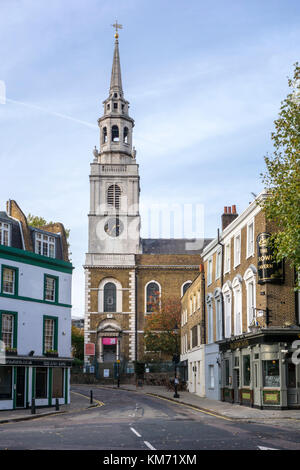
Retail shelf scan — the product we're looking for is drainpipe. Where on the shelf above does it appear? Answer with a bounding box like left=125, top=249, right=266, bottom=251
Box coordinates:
left=200, top=264, right=206, bottom=344
left=217, top=228, right=225, bottom=339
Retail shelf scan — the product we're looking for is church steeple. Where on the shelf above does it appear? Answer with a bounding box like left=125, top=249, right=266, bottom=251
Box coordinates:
left=97, top=26, right=135, bottom=159
left=109, top=34, right=123, bottom=97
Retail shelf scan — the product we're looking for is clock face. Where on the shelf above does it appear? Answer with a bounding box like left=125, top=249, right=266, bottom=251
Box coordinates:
left=104, top=217, right=124, bottom=237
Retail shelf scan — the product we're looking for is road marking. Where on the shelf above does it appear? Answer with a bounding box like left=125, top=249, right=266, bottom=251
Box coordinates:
left=130, top=427, right=142, bottom=438
left=144, top=441, right=156, bottom=450
left=258, top=446, right=279, bottom=450
left=146, top=393, right=232, bottom=421
left=70, top=391, right=104, bottom=407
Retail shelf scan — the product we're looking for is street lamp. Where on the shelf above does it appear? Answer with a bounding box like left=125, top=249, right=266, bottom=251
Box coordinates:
left=173, top=322, right=180, bottom=398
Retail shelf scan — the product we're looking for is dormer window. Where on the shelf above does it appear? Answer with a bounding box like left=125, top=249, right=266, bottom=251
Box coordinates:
left=0, top=222, right=10, bottom=246
left=35, top=233, right=55, bottom=258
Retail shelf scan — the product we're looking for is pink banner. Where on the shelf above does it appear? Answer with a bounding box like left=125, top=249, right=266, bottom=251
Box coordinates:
left=102, top=337, right=117, bottom=345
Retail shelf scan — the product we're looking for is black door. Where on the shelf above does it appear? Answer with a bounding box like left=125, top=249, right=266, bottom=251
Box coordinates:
left=16, top=367, right=25, bottom=408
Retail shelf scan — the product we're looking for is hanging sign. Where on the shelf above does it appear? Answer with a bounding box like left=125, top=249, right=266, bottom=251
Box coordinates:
left=257, top=233, right=284, bottom=284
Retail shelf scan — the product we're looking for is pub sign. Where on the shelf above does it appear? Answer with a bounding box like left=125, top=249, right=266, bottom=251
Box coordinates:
left=257, top=233, right=284, bottom=284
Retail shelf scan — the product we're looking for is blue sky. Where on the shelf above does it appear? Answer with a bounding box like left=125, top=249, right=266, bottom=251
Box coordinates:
left=1, top=0, right=299, bottom=317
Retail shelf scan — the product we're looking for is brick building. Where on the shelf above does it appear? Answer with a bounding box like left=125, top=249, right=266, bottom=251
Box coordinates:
left=182, top=193, right=300, bottom=408
left=84, top=32, right=211, bottom=377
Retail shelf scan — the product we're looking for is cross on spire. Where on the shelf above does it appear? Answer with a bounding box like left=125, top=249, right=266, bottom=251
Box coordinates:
left=112, top=21, right=123, bottom=39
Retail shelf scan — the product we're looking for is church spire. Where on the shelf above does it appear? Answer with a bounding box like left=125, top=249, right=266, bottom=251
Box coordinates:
left=110, top=33, right=123, bottom=97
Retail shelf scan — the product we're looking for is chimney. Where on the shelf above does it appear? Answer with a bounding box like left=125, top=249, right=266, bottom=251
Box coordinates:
left=222, top=205, right=238, bottom=231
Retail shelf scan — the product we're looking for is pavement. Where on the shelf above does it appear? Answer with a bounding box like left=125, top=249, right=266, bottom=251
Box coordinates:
left=88, top=383, right=300, bottom=422
left=1, top=382, right=300, bottom=424
left=0, top=389, right=101, bottom=424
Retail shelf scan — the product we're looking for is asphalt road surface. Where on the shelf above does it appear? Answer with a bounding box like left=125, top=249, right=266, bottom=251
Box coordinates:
left=0, top=385, right=299, bottom=451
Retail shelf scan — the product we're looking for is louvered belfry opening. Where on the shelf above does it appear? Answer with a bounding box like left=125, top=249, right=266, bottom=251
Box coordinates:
left=107, top=184, right=121, bottom=210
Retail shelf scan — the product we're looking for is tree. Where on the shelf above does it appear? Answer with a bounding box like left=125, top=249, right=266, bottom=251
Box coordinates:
left=71, top=325, right=84, bottom=361
left=260, top=63, right=300, bottom=290
left=144, top=296, right=181, bottom=358
left=27, top=213, right=70, bottom=239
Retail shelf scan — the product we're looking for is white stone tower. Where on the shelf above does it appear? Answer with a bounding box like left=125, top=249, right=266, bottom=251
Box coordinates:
left=87, top=30, right=141, bottom=256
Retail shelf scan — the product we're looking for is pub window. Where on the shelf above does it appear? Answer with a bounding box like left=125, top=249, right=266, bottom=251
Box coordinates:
left=43, top=317, right=58, bottom=353
left=52, top=368, right=64, bottom=398
left=0, top=366, right=12, bottom=399
left=104, top=282, right=117, bottom=312
left=243, top=355, right=251, bottom=386
left=2, top=267, right=18, bottom=295
left=44, top=275, right=58, bottom=303
left=263, top=360, right=280, bottom=388
left=35, top=367, right=48, bottom=399
left=1, top=313, right=15, bottom=349
left=225, top=359, right=230, bottom=386
left=146, top=282, right=160, bottom=313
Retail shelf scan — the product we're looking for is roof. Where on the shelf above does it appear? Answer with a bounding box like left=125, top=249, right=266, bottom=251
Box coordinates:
left=141, top=238, right=213, bottom=255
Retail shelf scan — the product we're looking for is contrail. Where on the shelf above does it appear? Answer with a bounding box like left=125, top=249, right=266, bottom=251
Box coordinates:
left=5, top=97, right=98, bottom=129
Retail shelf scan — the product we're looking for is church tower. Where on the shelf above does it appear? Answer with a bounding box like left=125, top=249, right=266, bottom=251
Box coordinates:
left=88, top=30, right=141, bottom=255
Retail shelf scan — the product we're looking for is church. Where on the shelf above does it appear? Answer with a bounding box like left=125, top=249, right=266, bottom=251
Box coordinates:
left=84, top=29, right=211, bottom=374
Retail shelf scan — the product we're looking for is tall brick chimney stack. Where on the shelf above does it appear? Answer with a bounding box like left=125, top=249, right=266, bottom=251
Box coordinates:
left=222, top=205, right=238, bottom=231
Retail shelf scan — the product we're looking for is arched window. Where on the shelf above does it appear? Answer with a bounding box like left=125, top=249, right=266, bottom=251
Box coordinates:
left=146, top=281, right=160, bottom=313
left=214, top=288, right=223, bottom=341
left=104, top=282, right=116, bottom=312
left=182, top=281, right=192, bottom=297
left=206, top=294, right=214, bottom=344
left=232, top=276, right=243, bottom=336
left=103, top=127, right=107, bottom=143
left=222, top=281, right=232, bottom=338
left=123, top=127, right=129, bottom=144
left=111, top=125, right=119, bottom=142
left=107, top=184, right=121, bottom=209
left=244, top=265, right=257, bottom=330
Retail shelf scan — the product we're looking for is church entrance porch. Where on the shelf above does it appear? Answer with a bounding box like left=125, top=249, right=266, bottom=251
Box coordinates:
left=102, top=338, right=117, bottom=362
left=96, top=319, right=122, bottom=364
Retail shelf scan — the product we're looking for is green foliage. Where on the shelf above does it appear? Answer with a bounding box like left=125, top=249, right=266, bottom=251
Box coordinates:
left=260, top=63, right=300, bottom=290
left=27, top=213, right=70, bottom=239
left=72, top=325, right=84, bottom=361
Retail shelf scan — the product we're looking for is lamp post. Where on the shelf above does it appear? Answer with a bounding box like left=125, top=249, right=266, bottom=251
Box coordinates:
left=173, top=323, right=180, bottom=398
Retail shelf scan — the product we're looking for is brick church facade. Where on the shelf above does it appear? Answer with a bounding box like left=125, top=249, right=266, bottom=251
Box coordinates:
left=84, top=32, right=211, bottom=371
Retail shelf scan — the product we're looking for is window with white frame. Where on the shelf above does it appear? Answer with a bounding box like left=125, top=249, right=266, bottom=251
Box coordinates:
left=190, top=298, right=193, bottom=315
left=214, top=292, right=223, bottom=341
left=222, top=283, right=232, bottom=338
left=1, top=313, right=14, bottom=349
left=207, top=298, right=214, bottom=344
left=2, top=267, right=16, bottom=295
left=234, top=234, right=241, bottom=267
left=0, top=222, right=10, bottom=246
left=197, top=290, right=201, bottom=309
left=44, top=318, right=55, bottom=352
left=193, top=294, right=196, bottom=312
left=35, top=233, right=55, bottom=258
left=244, top=267, right=257, bottom=330
left=215, top=250, right=221, bottom=280
left=182, top=281, right=192, bottom=297
left=209, top=365, right=215, bottom=389
left=44, top=276, right=57, bottom=302
left=247, top=220, right=254, bottom=257
left=233, top=277, right=242, bottom=336
left=207, top=258, right=213, bottom=286
left=224, top=242, right=231, bottom=273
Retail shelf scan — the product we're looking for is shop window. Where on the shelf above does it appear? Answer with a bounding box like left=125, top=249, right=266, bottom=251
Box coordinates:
left=263, top=360, right=280, bottom=387
left=52, top=368, right=64, bottom=398
left=243, top=355, right=251, bottom=386
left=0, top=366, right=12, bottom=399
left=35, top=367, right=48, bottom=399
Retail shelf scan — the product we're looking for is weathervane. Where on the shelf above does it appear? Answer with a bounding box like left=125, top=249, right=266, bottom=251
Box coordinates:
left=112, top=20, right=123, bottom=39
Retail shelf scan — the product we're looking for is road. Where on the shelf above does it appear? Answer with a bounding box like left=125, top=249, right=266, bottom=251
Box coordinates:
left=0, top=385, right=299, bottom=451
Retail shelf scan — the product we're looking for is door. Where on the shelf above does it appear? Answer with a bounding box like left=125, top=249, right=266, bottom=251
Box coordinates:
left=253, top=362, right=261, bottom=406
left=287, top=360, right=300, bottom=406
left=16, top=367, right=25, bottom=408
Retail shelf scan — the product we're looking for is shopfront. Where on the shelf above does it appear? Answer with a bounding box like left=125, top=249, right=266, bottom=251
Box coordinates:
left=219, top=328, right=300, bottom=409
left=0, top=356, right=72, bottom=410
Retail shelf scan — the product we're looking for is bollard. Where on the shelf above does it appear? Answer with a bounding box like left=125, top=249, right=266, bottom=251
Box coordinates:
left=55, top=398, right=59, bottom=411
left=31, top=398, right=36, bottom=415
left=90, top=390, right=93, bottom=405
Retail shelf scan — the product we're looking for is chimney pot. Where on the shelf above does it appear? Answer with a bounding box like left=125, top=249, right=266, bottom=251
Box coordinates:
left=228, top=206, right=232, bottom=214
left=232, top=205, right=236, bottom=214
left=224, top=206, right=228, bottom=214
